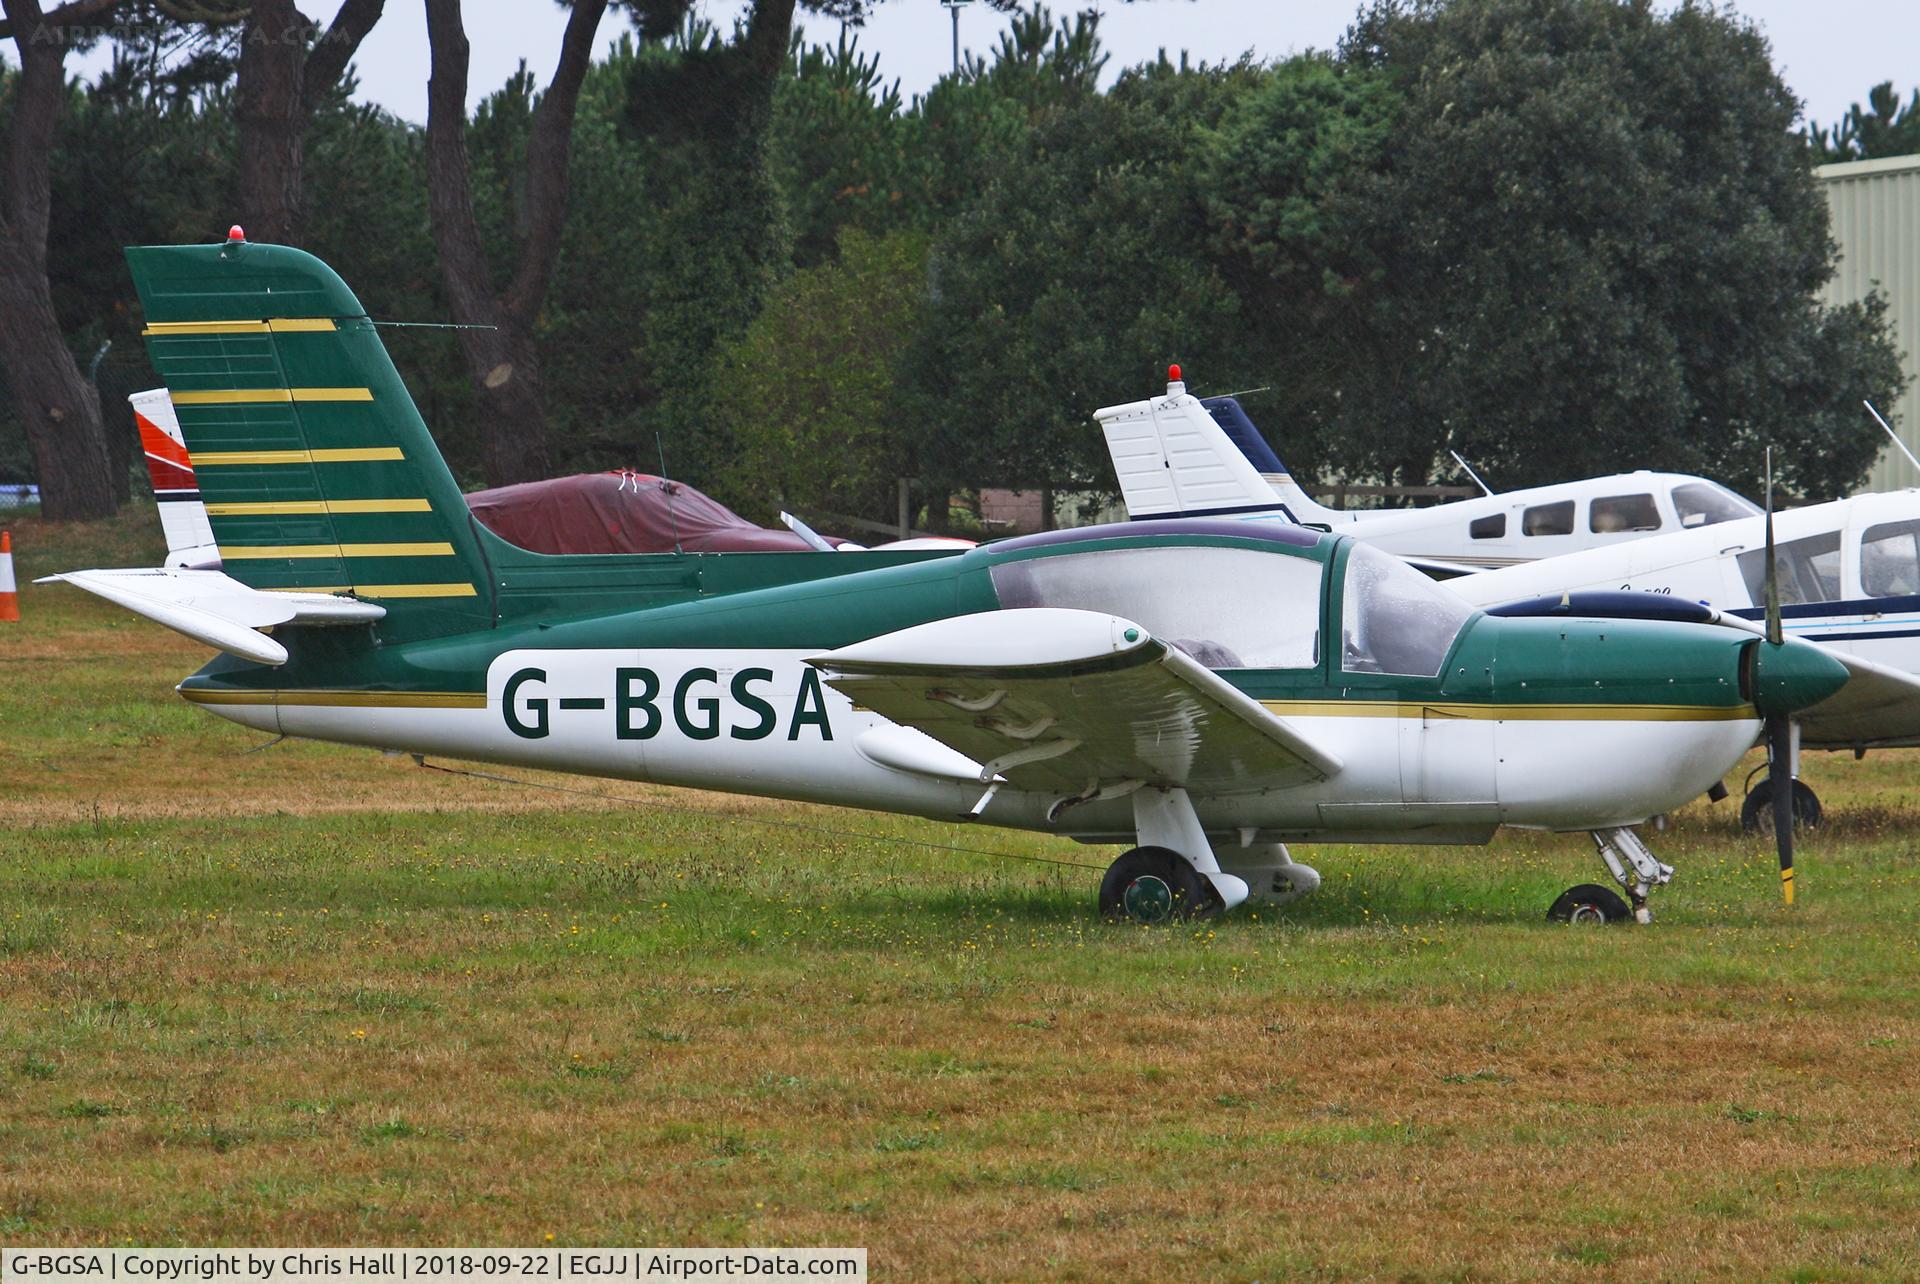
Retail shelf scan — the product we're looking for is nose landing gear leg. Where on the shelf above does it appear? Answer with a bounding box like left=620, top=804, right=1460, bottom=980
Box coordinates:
left=1581, top=826, right=1673, bottom=924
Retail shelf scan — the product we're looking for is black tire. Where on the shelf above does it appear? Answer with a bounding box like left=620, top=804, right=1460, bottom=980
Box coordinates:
left=1739, top=779, right=1822, bottom=834
left=1099, top=846, right=1221, bottom=925
left=1546, top=883, right=1632, bottom=925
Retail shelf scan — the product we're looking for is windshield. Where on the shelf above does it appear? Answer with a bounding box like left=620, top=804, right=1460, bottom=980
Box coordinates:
left=1672, top=482, right=1759, bottom=529
left=1340, top=543, right=1475, bottom=678
left=989, top=545, right=1324, bottom=669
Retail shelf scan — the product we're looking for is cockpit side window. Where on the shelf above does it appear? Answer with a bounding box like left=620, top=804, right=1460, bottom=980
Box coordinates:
left=1737, top=531, right=1843, bottom=606
left=1340, top=543, right=1475, bottom=678
left=989, top=545, right=1323, bottom=669
left=1522, top=501, right=1574, bottom=536
left=1672, top=482, right=1759, bottom=528
left=1861, top=520, right=1920, bottom=598
left=1589, top=493, right=1660, bottom=533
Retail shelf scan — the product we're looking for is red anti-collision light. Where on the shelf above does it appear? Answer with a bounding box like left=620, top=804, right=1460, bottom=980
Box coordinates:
left=1168, top=363, right=1182, bottom=382
left=227, top=225, right=245, bottom=242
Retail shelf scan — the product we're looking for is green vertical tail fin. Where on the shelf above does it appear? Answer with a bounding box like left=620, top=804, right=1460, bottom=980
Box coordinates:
left=127, top=238, right=493, bottom=641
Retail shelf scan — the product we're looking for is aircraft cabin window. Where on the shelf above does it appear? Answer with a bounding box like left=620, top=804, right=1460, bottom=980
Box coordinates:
left=1522, top=501, right=1574, bottom=537
left=1861, top=520, right=1920, bottom=598
left=1672, top=482, right=1760, bottom=528
left=989, top=546, right=1323, bottom=669
left=1469, top=514, right=1505, bottom=539
left=1737, top=531, right=1843, bottom=606
left=1340, top=543, right=1474, bottom=678
left=1589, top=493, right=1661, bottom=533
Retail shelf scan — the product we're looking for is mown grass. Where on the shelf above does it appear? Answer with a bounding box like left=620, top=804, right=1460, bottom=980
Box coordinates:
left=4, top=510, right=1920, bottom=1278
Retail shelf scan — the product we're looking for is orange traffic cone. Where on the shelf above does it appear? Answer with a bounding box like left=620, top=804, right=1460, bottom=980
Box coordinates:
left=0, top=530, right=17, bottom=622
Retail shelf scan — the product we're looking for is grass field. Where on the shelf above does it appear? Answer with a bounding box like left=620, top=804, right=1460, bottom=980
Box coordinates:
left=5, top=509, right=1920, bottom=1279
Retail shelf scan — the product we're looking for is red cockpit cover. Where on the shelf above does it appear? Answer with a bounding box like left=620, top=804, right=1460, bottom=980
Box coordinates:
left=466, top=471, right=819, bottom=555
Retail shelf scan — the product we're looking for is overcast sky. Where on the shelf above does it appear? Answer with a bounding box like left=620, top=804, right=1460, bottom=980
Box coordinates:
left=26, top=0, right=1918, bottom=133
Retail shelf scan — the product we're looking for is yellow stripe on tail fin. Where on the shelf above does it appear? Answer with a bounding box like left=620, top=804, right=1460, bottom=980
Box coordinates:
left=129, top=241, right=493, bottom=642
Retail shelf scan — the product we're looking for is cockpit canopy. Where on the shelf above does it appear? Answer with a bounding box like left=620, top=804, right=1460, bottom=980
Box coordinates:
left=985, top=532, right=1477, bottom=678
left=990, top=544, right=1324, bottom=669
left=1340, top=543, right=1475, bottom=677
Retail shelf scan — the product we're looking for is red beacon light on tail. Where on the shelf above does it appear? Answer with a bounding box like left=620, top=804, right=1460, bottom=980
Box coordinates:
left=1167, top=363, right=1185, bottom=395
left=227, top=225, right=246, bottom=243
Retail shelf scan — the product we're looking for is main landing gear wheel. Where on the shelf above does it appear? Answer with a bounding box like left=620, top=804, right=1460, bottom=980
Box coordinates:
left=1547, top=883, right=1633, bottom=925
left=1099, top=846, right=1222, bottom=925
left=1740, top=778, right=1822, bottom=835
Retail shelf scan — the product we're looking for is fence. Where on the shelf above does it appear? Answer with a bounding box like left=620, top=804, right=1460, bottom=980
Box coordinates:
left=0, top=484, right=39, bottom=511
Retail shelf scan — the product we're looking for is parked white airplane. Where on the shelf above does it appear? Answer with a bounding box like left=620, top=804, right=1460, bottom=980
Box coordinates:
left=1446, top=488, right=1920, bottom=825
left=1098, top=368, right=1759, bottom=569
left=1096, top=371, right=1920, bottom=829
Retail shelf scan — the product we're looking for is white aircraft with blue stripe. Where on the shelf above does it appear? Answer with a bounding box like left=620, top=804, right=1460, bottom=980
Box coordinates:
left=1098, top=370, right=1920, bottom=830
left=1099, top=368, right=1760, bottom=570
left=1450, top=486, right=1920, bottom=828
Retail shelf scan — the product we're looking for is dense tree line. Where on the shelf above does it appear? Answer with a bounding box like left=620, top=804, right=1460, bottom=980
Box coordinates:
left=1, top=0, right=1910, bottom=526
left=1811, top=81, right=1920, bottom=163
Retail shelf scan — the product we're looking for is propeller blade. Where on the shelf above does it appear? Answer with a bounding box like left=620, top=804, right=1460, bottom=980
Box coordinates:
left=1767, top=714, right=1795, bottom=905
left=1764, top=448, right=1783, bottom=646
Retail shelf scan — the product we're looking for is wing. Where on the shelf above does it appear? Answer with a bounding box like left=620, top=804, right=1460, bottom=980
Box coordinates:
left=809, top=608, right=1341, bottom=800
left=1797, top=647, right=1920, bottom=749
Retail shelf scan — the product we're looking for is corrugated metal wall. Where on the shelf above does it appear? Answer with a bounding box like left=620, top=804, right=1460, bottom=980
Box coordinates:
left=1818, top=154, right=1920, bottom=492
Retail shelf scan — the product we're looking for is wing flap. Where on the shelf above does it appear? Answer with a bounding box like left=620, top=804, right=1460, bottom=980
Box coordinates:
left=811, top=608, right=1340, bottom=797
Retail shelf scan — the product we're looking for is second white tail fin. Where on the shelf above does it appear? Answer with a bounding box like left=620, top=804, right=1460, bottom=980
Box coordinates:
left=1196, top=394, right=1352, bottom=527
left=131, top=388, right=220, bottom=570
left=1095, top=371, right=1347, bottom=526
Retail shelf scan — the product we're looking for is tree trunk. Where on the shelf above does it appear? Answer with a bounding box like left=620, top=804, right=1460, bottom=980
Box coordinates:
left=234, top=0, right=385, bottom=245
left=0, top=0, right=119, bottom=520
left=425, top=0, right=605, bottom=487
left=0, top=245, right=115, bottom=519
left=236, top=0, right=305, bottom=244
left=469, top=320, right=552, bottom=485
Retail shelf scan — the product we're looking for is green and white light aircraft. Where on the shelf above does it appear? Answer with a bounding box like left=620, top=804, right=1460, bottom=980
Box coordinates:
left=46, top=235, right=1868, bottom=924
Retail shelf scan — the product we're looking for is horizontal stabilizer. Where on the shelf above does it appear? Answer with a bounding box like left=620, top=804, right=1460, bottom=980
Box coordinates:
left=37, top=568, right=384, bottom=666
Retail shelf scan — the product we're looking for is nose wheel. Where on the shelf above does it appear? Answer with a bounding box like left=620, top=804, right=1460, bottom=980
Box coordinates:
left=1547, top=883, right=1632, bottom=924
left=1099, top=846, right=1222, bottom=925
